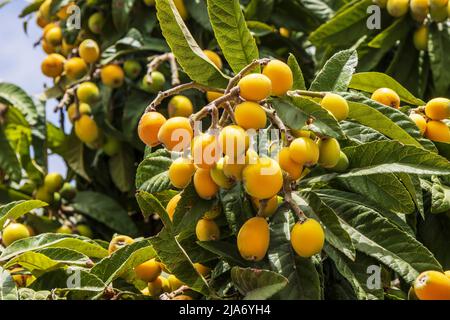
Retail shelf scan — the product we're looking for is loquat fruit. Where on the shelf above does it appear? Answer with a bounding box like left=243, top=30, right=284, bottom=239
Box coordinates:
left=320, top=93, right=349, bottom=121
left=290, top=219, right=325, bottom=258
left=238, top=73, right=272, bottom=102
left=195, top=218, right=220, bottom=241
left=138, top=111, right=167, bottom=147
left=168, top=95, right=193, bottom=118
left=168, top=157, right=196, bottom=189
left=262, top=60, right=293, bottom=96
left=234, top=101, right=267, bottom=130
left=193, top=168, right=219, bottom=200
left=371, top=87, right=401, bottom=109
left=157, top=116, right=193, bottom=151
left=237, top=217, right=270, bottom=261
left=242, top=157, right=283, bottom=199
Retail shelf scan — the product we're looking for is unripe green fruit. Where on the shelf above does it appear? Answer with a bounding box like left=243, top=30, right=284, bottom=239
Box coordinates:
left=210, top=158, right=233, bottom=189
left=77, top=82, right=100, bottom=104
left=52, top=192, right=61, bottom=207
left=141, top=71, right=166, bottom=93
left=331, top=151, right=349, bottom=173
left=387, top=0, right=410, bottom=17
left=88, top=12, right=105, bottom=34
left=318, top=138, right=341, bottom=169
left=60, top=182, right=76, bottom=201
left=35, top=186, right=54, bottom=204
left=102, top=136, right=121, bottom=156
left=2, top=223, right=30, bottom=246
left=56, top=225, right=72, bottom=234
left=123, top=60, right=142, bottom=79
left=77, top=224, right=93, bottom=238
left=44, top=172, right=64, bottom=193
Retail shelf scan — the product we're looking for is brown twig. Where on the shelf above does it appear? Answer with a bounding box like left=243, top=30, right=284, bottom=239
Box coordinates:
left=225, top=58, right=271, bottom=93
left=147, top=53, right=180, bottom=86
left=159, top=285, right=190, bottom=300
left=146, top=81, right=224, bottom=112
left=283, top=174, right=307, bottom=222
left=261, top=103, right=294, bottom=145
left=256, top=199, right=268, bottom=217
left=287, top=90, right=326, bottom=99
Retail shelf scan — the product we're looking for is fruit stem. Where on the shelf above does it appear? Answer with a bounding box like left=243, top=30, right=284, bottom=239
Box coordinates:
left=256, top=199, right=268, bottom=217
left=225, top=58, right=271, bottom=93
left=147, top=52, right=180, bottom=86
left=282, top=175, right=307, bottom=222
left=261, top=103, right=294, bottom=145
left=159, top=285, right=190, bottom=300
left=288, top=90, right=326, bottom=99
left=146, top=81, right=225, bottom=112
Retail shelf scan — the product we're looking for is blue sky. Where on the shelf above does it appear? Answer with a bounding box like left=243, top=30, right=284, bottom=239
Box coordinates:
left=0, top=1, right=67, bottom=175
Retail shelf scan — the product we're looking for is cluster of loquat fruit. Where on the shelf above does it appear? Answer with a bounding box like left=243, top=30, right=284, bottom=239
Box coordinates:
left=108, top=235, right=196, bottom=300
left=374, top=0, right=450, bottom=51
left=137, top=54, right=358, bottom=264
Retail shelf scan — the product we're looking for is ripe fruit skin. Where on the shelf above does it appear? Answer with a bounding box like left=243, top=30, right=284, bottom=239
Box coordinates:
left=251, top=196, right=280, bottom=218
left=138, top=112, right=167, bottom=147
left=64, top=57, right=88, bottom=80
left=42, top=40, right=55, bottom=54
left=135, top=259, right=162, bottom=282
left=169, top=157, right=196, bottom=189
left=44, top=26, right=63, bottom=47
left=88, top=12, right=105, bottom=34
left=44, top=173, right=63, bottom=193
left=425, top=98, right=450, bottom=120
left=194, top=168, right=219, bottom=199
left=168, top=95, right=193, bottom=118
left=320, top=93, right=349, bottom=121
left=291, top=219, right=325, bottom=258
left=237, top=217, right=270, bottom=261
left=223, top=155, right=245, bottom=181
left=123, top=60, right=142, bottom=79
left=425, top=120, right=450, bottom=143
left=219, top=125, right=249, bottom=160
left=68, top=103, right=92, bottom=123
left=413, top=25, right=429, bottom=51
left=194, top=263, right=211, bottom=277
left=414, top=271, right=450, bottom=300
left=331, top=151, right=349, bottom=173
left=148, top=276, right=164, bottom=296
left=77, top=224, right=93, bottom=238
left=102, top=136, right=121, bottom=156
left=262, top=60, right=293, bottom=96
left=206, top=91, right=223, bottom=103
left=168, top=274, right=184, bottom=291
left=196, top=218, right=220, bottom=241
left=77, top=82, right=100, bottom=104
left=41, top=54, right=66, bottom=78
left=242, top=157, right=283, bottom=200
left=108, top=235, right=134, bottom=254
left=238, top=74, right=272, bottom=102
left=61, top=39, right=75, bottom=56
left=409, top=113, right=427, bottom=135
left=210, top=157, right=233, bottom=189
left=142, top=71, right=166, bottom=93
left=157, top=116, right=193, bottom=151
left=34, top=186, right=54, bottom=203
left=234, top=101, right=267, bottom=130
left=387, top=0, right=410, bottom=17
left=39, top=0, right=52, bottom=20
left=371, top=88, right=401, bottom=109
left=318, top=138, right=341, bottom=169
left=289, top=137, right=320, bottom=166
left=101, top=65, right=125, bottom=88
left=75, top=115, right=100, bottom=144
left=203, top=50, right=222, bottom=69
left=445, top=270, right=450, bottom=278
left=279, top=27, right=290, bottom=38
left=166, top=194, right=181, bottom=221
left=174, top=0, right=189, bottom=20
left=2, top=223, right=30, bottom=246
left=191, top=133, right=220, bottom=169
left=10, top=268, right=31, bottom=287
left=79, top=39, right=100, bottom=63
left=277, top=147, right=303, bottom=180
left=410, top=0, right=429, bottom=22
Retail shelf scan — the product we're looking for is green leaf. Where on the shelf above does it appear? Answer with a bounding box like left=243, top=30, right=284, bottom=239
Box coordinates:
left=0, top=233, right=108, bottom=261
left=231, top=267, right=288, bottom=300
left=340, top=120, right=388, bottom=144
left=219, top=183, right=253, bottom=235
left=207, top=0, right=259, bottom=73
left=340, top=140, right=450, bottom=178
left=0, top=268, right=18, bottom=300
left=73, top=191, right=138, bottom=236
left=430, top=178, right=450, bottom=214
left=268, top=206, right=321, bottom=299
left=4, top=251, right=78, bottom=273
left=316, top=189, right=442, bottom=283
left=18, top=288, right=50, bottom=300
left=109, top=145, right=135, bottom=193
left=197, top=240, right=250, bottom=266
left=0, top=128, right=21, bottom=181
left=245, top=0, right=274, bottom=22
left=136, top=190, right=173, bottom=230
left=347, top=101, right=422, bottom=148
left=112, top=0, right=137, bottom=31
left=0, top=200, right=48, bottom=230
left=349, top=72, right=425, bottom=105
left=150, top=229, right=210, bottom=295
left=310, top=49, right=358, bottom=92
left=155, top=0, right=228, bottom=87
left=367, top=17, right=410, bottom=49
left=136, top=149, right=172, bottom=193
left=418, top=213, right=450, bottom=269
left=55, top=133, right=90, bottom=182
left=287, top=53, right=306, bottom=90
left=184, top=0, right=212, bottom=31
left=428, top=23, right=450, bottom=96
left=271, top=96, right=344, bottom=139
left=90, top=239, right=155, bottom=285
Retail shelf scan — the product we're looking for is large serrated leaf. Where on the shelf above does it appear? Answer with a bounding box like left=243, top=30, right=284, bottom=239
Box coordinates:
left=218, top=183, right=253, bottom=235
left=207, top=0, right=259, bottom=73
left=287, top=53, right=306, bottom=90
left=0, top=123, right=22, bottom=181
left=136, top=190, right=172, bottom=229
left=136, top=149, right=172, bottom=192
left=231, top=267, right=288, bottom=300
left=156, top=0, right=228, bottom=87
left=310, top=49, right=358, bottom=92
left=73, top=191, right=138, bottom=236
left=0, top=268, right=18, bottom=300
left=428, top=24, right=450, bottom=96
left=430, top=178, right=450, bottom=214
left=417, top=213, right=450, bottom=269
left=197, top=240, right=250, bottom=266
left=0, top=200, right=48, bottom=230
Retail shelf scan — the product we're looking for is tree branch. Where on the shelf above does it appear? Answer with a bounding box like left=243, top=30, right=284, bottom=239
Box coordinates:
left=283, top=175, right=307, bottom=222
